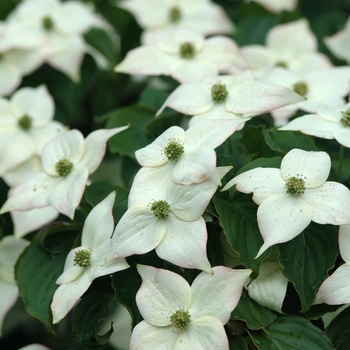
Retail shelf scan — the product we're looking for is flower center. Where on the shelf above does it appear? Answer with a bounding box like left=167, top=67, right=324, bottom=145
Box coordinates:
left=55, top=158, right=73, bottom=177
left=164, top=139, right=184, bottom=161
left=169, top=6, right=181, bottom=22
left=285, top=176, right=306, bottom=196
left=170, top=309, right=191, bottom=332
left=18, top=115, right=32, bottom=130
left=341, top=107, right=350, bottom=127
left=180, top=42, right=195, bottom=59
left=211, top=83, right=228, bottom=103
left=293, top=81, right=308, bottom=97
left=42, top=16, right=54, bottom=31
left=73, top=248, right=91, bottom=267
left=151, top=200, right=170, bottom=219
left=275, top=60, right=288, bottom=68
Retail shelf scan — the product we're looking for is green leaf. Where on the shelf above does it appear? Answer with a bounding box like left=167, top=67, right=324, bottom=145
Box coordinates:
left=105, top=105, right=156, bottom=158
left=139, top=87, right=169, bottom=112
left=15, top=223, right=80, bottom=333
left=229, top=335, right=249, bottom=350
left=278, top=223, right=338, bottom=312
left=213, top=195, right=267, bottom=274
left=234, top=156, right=282, bottom=176
left=249, top=314, right=334, bottom=350
left=72, top=276, right=114, bottom=350
left=242, top=125, right=276, bottom=158
left=231, top=290, right=277, bottom=330
left=84, top=28, right=116, bottom=65
left=326, top=305, right=350, bottom=348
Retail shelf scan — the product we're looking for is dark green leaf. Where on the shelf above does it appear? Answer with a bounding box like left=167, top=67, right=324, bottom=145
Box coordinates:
left=229, top=335, right=249, bottom=350
left=278, top=223, right=338, bottom=312
left=326, top=305, right=350, bottom=348
left=139, top=88, right=169, bottom=112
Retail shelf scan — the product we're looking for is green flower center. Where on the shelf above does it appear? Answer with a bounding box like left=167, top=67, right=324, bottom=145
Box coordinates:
left=293, top=81, right=308, bottom=97
left=169, top=6, right=181, bottom=22
left=341, top=108, right=350, bottom=127
left=55, top=158, right=73, bottom=177
left=18, top=115, right=32, bottom=130
left=42, top=16, right=54, bottom=31
left=275, top=60, right=288, bottom=68
left=180, top=42, right=195, bottom=59
left=170, top=309, right=191, bottom=332
left=211, top=83, right=228, bottom=103
left=164, top=139, right=184, bottom=161
left=151, top=200, right=170, bottom=219
left=73, top=248, right=91, bottom=267
left=285, top=176, right=306, bottom=196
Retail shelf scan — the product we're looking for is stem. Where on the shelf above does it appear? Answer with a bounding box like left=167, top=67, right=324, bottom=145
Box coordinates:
left=337, top=145, right=345, bottom=182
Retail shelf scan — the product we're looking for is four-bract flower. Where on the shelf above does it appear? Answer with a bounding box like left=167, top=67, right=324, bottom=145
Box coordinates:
left=156, top=70, right=304, bottom=126
left=222, top=148, right=350, bottom=257
left=130, top=264, right=252, bottom=350
left=0, top=85, right=65, bottom=176
left=115, top=27, right=245, bottom=83
left=51, top=192, right=129, bottom=324
left=135, top=120, right=243, bottom=185
left=280, top=103, right=350, bottom=148
left=0, top=126, right=128, bottom=219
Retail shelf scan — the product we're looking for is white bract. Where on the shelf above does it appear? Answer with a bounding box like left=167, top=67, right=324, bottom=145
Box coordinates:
left=324, top=17, right=350, bottom=64
left=115, top=27, right=245, bottom=83
left=157, top=70, right=304, bottom=126
left=0, top=236, right=29, bottom=335
left=135, top=120, right=243, bottom=185
left=0, top=126, right=128, bottom=219
left=314, top=225, right=350, bottom=305
left=222, top=148, right=350, bottom=257
left=130, top=265, right=252, bottom=350
left=0, top=85, right=65, bottom=176
left=247, top=0, right=298, bottom=13
left=51, top=192, right=129, bottom=324
left=119, top=0, right=234, bottom=41
left=279, top=103, right=350, bottom=148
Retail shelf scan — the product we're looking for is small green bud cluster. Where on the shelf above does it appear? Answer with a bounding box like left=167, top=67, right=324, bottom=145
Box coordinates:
left=55, top=158, right=73, bottom=177
left=169, top=6, right=181, bottom=22
left=18, top=115, right=32, bottom=130
left=180, top=42, right=195, bottom=59
left=211, top=83, right=228, bottom=103
left=74, top=248, right=91, bottom=267
left=341, top=107, right=350, bottom=127
left=151, top=200, right=170, bottom=219
left=170, top=309, right=191, bottom=332
left=293, top=81, right=308, bottom=97
left=285, top=176, right=306, bottom=196
left=164, top=139, right=184, bottom=161
left=42, top=16, right=54, bottom=31
left=275, top=61, right=288, bottom=68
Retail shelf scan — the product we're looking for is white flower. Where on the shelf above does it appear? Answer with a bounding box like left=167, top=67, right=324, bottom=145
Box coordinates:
left=314, top=225, right=350, bottom=305
left=18, top=345, right=51, bottom=350
left=156, top=71, right=304, bottom=126
left=0, top=126, right=128, bottom=219
left=115, top=27, right=245, bottom=83
left=50, top=192, right=129, bottom=324
left=0, top=85, right=65, bottom=176
left=279, top=103, right=350, bottom=148
left=222, top=148, right=350, bottom=257
left=135, top=120, right=243, bottom=185
left=0, top=236, right=29, bottom=335
left=130, top=265, right=251, bottom=350
left=324, top=16, right=350, bottom=64
left=241, top=19, right=331, bottom=78
left=119, top=0, right=234, bottom=41
left=247, top=0, right=298, bottom=13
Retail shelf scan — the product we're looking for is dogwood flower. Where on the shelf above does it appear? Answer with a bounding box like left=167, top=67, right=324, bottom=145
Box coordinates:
left=18, top=345, right=51, bottom=350
left=119, top=0, right=234, bottom=42
left=222, top=148, right=350, bottom=257
left=0, top=236, right=29, bottom=335
left=156, top=70, right=304, bottom=126
left=106, top=167, right=229, bottom=272
left=314, top=225, right=350, bottom=305
left=0, top=126, right=128, bottom=219
left=115, top=27, right=245, bottom=83
left=135, top=120, right=243, bottom=185
left=51, top=192, right=129, bottom=324
left=247, top=0, right=298, bottom=13
left=279, top=103, right=350, bottom=148
left=324, top=17, right=350, bottom=64
left=0, top=85, right=65, bottom=176
left=130, top=265, right=252, bottom=350
left=241, top=19, right=331, bottom=78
